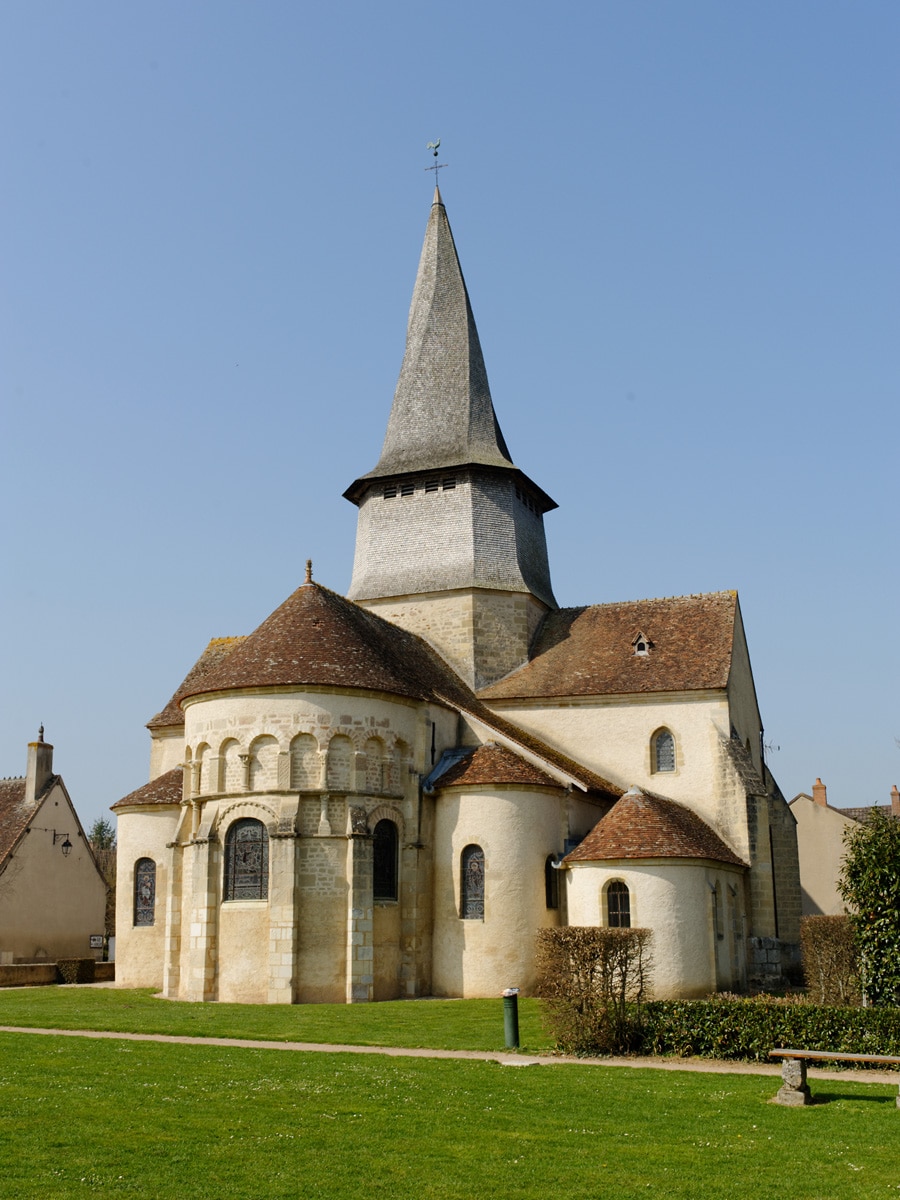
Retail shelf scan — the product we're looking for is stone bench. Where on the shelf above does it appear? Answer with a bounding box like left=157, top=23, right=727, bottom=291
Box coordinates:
left=769, top=1048, right=900, bottom=1106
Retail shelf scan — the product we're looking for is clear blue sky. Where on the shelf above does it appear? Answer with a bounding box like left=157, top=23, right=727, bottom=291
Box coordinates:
left=2, top=1, right=898, bottom=833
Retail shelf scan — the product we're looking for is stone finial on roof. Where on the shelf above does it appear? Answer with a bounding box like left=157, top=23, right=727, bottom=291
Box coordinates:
left=305, top=559, right=313, bottom=584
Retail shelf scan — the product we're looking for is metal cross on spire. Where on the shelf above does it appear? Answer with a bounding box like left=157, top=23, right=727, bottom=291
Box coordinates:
left=425, top=139, right=447, bottom=185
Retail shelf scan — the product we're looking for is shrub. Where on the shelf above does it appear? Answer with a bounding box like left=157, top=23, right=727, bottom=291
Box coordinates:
left=535, top=926, right=652, bottom=1054
left=838, top=808, right=900, bottom=1005
left=800, top=915, right=860, bottom=1005
left=56, top=958, right=96, bottom=984
left=641, top=994, right=900, bottom=1062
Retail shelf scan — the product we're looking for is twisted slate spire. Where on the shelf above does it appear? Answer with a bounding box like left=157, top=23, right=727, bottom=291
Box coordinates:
left=347, top=188, right=515, bottom=494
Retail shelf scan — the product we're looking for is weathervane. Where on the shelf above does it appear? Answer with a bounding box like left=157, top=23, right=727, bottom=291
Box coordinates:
left=425, top=139, right=447, bottom=185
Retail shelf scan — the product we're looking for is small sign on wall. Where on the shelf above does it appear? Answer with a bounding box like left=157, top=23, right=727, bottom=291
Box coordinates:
left=89, top=935, right=104, bottom=949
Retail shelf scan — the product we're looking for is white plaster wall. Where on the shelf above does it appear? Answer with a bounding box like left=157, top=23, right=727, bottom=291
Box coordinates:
left=115, top=806, right=179, bottom=988
left=432, top=785, right=564, bottom=997
left=726, top=606, right=764, bottom=777
left=149, top=728, right=186, bottom=781
left=484, top=694, right=749, bottom=848
left=565, top=859, right=746, bottom=998
left=0, top=783, right=107, bottom=962
left=789, top=796, right=855, bottom=916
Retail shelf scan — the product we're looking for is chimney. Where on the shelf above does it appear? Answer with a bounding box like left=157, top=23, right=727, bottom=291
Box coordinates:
left=892, top=785, right=900, bottom=817
left=25, top=725, right=54, bottom=805
left=812, top=778, right=827, bottom=807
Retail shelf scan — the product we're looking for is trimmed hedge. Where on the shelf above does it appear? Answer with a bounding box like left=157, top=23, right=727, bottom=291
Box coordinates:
left=641, top=995, right=900, bottom=1063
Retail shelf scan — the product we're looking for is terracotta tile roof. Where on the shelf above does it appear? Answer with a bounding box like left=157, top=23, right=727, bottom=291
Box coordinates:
left=0, top=778, right=35, bottom=862
left=430, top=743, right=563, bottom=790
left=479, top=592, right=738, bottom=700
left=175, top=582, right=482, bottom=709
left=148, top=637, right=246, bottom=729
left=453, top=701, right=622, bottom=802
left=111, top=767, right=184, bottom=811
left=835, top=805, right=897, bottom=824
left=564, top=788, right=747, bottom=867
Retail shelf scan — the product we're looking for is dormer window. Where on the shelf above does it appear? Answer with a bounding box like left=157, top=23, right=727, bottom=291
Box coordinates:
left=632, top=632, right=652, bottom=656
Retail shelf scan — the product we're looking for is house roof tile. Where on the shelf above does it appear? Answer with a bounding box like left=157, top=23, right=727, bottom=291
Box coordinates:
left=431, top=743, right=563, bottom=790
left=564, top=787, right=747, bottom=867
left=111, top=767, right=183, bottom=811
left=479, top=592, right=737, bottom=700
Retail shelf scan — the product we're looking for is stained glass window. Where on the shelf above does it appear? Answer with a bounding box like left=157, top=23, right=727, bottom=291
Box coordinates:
left=461, top=844, right=484, bottom=920
left=134, top=858, right=156, bottom=926
left=654, top=729, right=676, bottom=773
left=373, top=819, right=398, bottom=901
left=545, top=855, right=560, bottom=909
left=607, top=881, right=630, bottom=928
left=224, top=818, right=269, bottom=901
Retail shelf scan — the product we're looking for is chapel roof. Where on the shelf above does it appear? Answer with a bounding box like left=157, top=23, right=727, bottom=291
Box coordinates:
left=0, top=778, right=33, bottom=862
left=564, top=787, right=747, bottom=867
left=479, top=591, right=738, bottom=700
left=175, top=580, right=480, bottom=709
left=426, top=743, right=566, bottom=791
left=148, top=636, right=246, bottom=729
left=111, top=767, right=184, bottom=811
left=343, top=187, right=554, bottom=510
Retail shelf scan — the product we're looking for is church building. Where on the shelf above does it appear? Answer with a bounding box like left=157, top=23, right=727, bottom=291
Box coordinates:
left=113, top=188, right=801, bottom=1003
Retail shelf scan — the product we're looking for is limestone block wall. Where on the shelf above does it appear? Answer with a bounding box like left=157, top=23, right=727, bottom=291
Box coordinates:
left=564, top=858, right=748, bottom=998
left=361, top=589, right=547, bottom=690
left=431, top=784, right=565, bottom=997
left=149, top=728, right=186, bottom=781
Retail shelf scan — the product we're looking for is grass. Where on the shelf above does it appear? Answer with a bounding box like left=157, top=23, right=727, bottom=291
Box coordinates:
left=2, top=1030, right=899, bottom=1199
left=0, top=986, right=552, bottom=1052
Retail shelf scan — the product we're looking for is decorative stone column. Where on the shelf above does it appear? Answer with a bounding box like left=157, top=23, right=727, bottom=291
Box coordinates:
left=181, top=835, right=220, bottom=1001
left=346, top=806, right=373, bottom=1003
left=267, top=827, right=299, bottom=1004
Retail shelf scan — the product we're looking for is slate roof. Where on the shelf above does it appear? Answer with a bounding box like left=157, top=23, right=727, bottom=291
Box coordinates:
left=344, top=187, right=518, bottom=500
left=480, top=592, right=738, bottom=700
left=111, top=767, right=183, bottom=811
left=148, top=637, right=246, bottom=730
left=564, top=788, right=747, bottom=867
left=427, top=743, right=564, bottom=791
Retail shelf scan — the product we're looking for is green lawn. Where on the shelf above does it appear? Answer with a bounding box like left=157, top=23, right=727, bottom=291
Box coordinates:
left=0, top=986, right=552, bottom=1053
left=1, top=1030, right=898, bottom=1199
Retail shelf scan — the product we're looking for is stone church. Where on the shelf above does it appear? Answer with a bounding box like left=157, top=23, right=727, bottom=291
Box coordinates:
left=113, top=187, right=801, bottom=1003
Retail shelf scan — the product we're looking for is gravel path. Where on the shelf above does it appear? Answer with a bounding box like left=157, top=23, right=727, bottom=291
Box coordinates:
left=3, top=1024, right=900, bottom=1085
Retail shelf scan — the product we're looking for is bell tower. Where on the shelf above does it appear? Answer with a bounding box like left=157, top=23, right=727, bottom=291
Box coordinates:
left=345, top=188, right=557, bottom=690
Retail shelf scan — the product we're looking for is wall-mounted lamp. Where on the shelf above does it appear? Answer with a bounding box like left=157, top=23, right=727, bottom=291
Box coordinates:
left=53, top=831, right=73, bottom=857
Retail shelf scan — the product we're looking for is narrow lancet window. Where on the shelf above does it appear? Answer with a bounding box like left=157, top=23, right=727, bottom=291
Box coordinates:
left=461, top=844, right=485, bottom=920
left=134, top=858, right=156, bottom=926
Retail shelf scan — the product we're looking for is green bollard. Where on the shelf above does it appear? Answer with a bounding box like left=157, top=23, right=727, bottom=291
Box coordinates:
left=502, top=987, right=520, bottom=1049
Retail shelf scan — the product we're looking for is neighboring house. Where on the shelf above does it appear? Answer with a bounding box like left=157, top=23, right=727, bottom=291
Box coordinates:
left=789, top=779, right=900, bottom=916
left=0, top=731, right=108, bottom=963
left=113, top=187, right=801, bottom=1003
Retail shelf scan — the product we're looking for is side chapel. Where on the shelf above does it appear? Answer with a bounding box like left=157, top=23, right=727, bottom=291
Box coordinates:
left=113, top=187, right=801, bottom=1003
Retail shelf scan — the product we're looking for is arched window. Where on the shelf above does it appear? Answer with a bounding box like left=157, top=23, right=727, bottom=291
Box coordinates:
left=545, top=855, right=560, bottom=910
left=223, top=818, right=269, bottom=901
left=134, top=858, right=156, bottom=927
left=372, top=819, right=398, bottom=901
left=606, top=881, right=631, bottom=928
left=652, top=729, right=676, bottom=773
left=460, top=844, right=485, bottom=920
